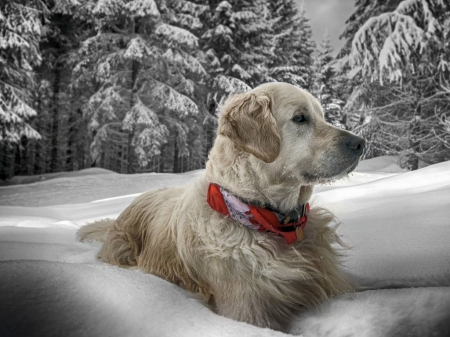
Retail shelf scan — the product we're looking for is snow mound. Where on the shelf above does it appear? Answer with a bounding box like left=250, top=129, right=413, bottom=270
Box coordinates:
left=0, top=169, right=204, bottom=207
left=1, top=167, right=117, bottom=186
left=354, top=155, right=404, bottom=173
left=317, top=161, right=450, bottom=288
left=291, top=287, right=450, bottom=337
left=1, top=261, right=285, bottom=337
left=315, top=156, right=402, bottom=193
left=1, top=159, right=450, bottom=336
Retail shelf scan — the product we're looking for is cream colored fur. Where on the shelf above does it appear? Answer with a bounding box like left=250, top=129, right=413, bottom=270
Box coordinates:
left=77, top=83, right=363, bottom=332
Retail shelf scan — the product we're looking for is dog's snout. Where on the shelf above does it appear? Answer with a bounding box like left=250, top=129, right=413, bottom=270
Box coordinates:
left=345, top=135, right=365, bottom=155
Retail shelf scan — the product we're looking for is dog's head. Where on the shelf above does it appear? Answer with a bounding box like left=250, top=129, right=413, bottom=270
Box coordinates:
left=218, top=82, right=365, bottom=185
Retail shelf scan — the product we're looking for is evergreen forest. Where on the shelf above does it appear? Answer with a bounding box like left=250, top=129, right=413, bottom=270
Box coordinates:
left=1, top=0, right=449, bottom=180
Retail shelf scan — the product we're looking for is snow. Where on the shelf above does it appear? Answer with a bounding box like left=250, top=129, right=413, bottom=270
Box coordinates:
left=349, top=0, right=443, bottom=83
left=125, top=0, right=160, bottom=19
left=1, top=167, right=116, bottom=186
left=155, top=23, right=199, bottom=50
left=1, top=157, right=450, bottom=336
left=0, top=169, right=203, bottom=206
left=124, top=37, right=153, bottom=60
left=153, top=84, right=199, bottom=116
left=353, top=155, right=406, bottom=173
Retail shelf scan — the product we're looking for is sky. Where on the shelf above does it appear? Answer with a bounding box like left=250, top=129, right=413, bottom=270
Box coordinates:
left=295, top=0, right=356, bottom=53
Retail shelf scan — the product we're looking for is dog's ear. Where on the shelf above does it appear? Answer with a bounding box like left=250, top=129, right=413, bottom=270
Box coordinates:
left=219, top=91, right=280, bottom=163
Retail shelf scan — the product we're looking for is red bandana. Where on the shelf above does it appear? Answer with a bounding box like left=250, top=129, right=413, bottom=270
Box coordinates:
left=207, top=183, right=309, bottom=244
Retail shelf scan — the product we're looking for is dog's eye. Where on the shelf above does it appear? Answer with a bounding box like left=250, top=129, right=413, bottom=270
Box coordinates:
left=292, top=115, right=307, bottom=124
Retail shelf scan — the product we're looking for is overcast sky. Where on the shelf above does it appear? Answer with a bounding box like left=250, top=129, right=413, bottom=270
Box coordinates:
left=294, top=0, right=355, bottom=53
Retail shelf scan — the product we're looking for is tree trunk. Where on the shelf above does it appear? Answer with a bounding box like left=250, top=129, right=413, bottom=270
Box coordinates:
left=66, top=109, right=75, bottom=171
left=408, top=101, right=421, bottom=170
left=27, top=140, right=36, bottom=175
left=127, top=132, right=133, bottom=174
left=0, top=143, right=10, bottom=180
left=126, top=19, right=142, bottom=174
left=127, top=60, right=139, bottom=173
left=10, top=144, right=17, bottom=178
left=33, top=92, right=45, bottom=174
left=50, top=66, right=61, bottom=172
left=34, top=134, right=45, bottom=175
left=173, top=128, right=179, bottom=173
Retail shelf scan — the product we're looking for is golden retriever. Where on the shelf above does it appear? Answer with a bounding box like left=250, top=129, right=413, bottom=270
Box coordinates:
left=78, top=82, right=365, bottom=331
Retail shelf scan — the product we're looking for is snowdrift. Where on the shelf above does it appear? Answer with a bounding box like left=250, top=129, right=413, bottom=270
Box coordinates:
left=1, top=157, right=449, bottom=337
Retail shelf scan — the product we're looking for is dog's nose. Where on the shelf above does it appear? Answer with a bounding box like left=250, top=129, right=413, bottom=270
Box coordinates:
left=345, top=135, right=365, bottom=155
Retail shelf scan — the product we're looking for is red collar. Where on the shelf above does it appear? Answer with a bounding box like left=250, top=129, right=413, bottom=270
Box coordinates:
left=207, top=183, right=309, bottom=244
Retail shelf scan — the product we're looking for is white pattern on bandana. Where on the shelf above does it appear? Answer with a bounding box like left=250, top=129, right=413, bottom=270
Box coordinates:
left=220, top=187, right=260, bottom=230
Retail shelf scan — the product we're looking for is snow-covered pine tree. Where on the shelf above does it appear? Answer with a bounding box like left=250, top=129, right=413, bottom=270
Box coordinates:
left=122, top=99, right=169, bottom=169
left=0, top=0, right=44, bottom=179
left=336, top=0, right=403, bottom=130
left=310, top=31, right=345, bottom=127
left=198, top=0, right=275, bottom=154
left=74, top=0, right=207, bottom=173
left=350, top=0, right=447, bottom=84
left=27, top=79, right=53, bottom=175
left=338, top=0, right=403, bottom=59
left=35, top=0, right=87, bottom=173
left=157, top=0, right=209, bottom=173
left=200, top=0, right=274, bottom=112
left=344, top=0, right=450, bottom=168
left=268, top=0, right=315, bottom=89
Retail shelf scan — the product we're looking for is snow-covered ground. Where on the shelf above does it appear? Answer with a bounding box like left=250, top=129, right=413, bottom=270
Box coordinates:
left=1, top=156, right=449, bottom=337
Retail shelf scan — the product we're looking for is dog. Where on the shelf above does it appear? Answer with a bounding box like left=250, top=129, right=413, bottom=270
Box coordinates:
left=78, top=82, right=365, bottom=331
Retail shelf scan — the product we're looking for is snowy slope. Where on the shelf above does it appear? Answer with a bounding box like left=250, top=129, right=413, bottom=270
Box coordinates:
left=0, top=169, right=203, bottom=207
left=1, top=157, right=450, bottom=337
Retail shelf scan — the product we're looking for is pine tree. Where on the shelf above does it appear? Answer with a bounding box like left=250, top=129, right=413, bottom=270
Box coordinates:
left=268, top=0, right=315, bottom=89
left=36, top=0, right=88, bottom=173
left=338, top=0, right=403, bottom=59
left=73, top=0, right=207, bottom=173
left=0, top=1, right=43, bottom=143
left=350, top=0, right=447, bottom=84
left=336, top=0, right=403, bottom=129
left=341, top=0, right=450, bottom=168
left=197, top=0, right=276, bottom=155
left=28, top=79, right=53, bottom=174
left=0, top=0, right=46, bottom=179
left=311, top=31, right=345, bottom=127
left=200, top=0, right=274, bottom=111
